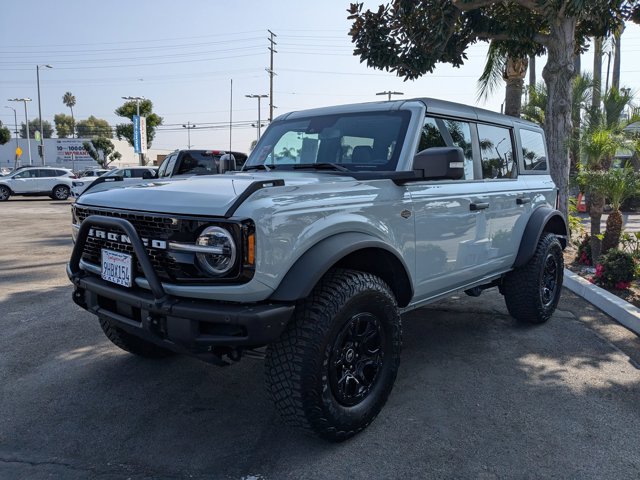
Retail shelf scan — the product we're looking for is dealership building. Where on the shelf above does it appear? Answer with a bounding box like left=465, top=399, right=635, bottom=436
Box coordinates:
left=0, top=137, right=169, bottom=171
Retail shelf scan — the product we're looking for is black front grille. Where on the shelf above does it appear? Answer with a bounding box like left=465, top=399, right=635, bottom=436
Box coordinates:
left=74, top=206, right=188, bottom=282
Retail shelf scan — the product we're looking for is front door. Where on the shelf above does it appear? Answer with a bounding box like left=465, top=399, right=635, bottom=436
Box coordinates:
left=8, top=169, right=39, bottom=193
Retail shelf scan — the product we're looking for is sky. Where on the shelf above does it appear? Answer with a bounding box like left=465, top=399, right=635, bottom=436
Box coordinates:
left=2, top=1, right=640, bottom=155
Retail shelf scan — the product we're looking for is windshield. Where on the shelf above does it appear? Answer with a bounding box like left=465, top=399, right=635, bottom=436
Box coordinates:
left=103, top=169, right=122, bottom=177
left=244, top=111, right=411, bottom=172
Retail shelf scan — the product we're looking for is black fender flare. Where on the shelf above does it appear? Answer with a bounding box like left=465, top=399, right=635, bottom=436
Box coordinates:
left=513, top=206, right=568, bottom=268
left=269, top=232, right=414, bottom=306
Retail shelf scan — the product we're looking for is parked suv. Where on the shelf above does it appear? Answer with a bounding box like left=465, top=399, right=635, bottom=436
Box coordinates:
left=68, top=98, right=567, bottom=441
left=0, top=166, right=74, bottom=201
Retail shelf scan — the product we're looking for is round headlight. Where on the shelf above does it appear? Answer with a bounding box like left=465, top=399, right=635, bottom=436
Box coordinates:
left=195, top=226, right=237, bottom=276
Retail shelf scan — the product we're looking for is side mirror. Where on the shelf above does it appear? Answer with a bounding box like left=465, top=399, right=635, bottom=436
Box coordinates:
left=142, top=170, right=156, bottom=179
left=219, top=154, right=237, bottom=173
left=412, top=147, right=465, bottom=180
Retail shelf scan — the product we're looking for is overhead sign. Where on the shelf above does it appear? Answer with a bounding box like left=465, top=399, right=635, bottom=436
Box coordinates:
left=55, top=138, right=93, bottom=163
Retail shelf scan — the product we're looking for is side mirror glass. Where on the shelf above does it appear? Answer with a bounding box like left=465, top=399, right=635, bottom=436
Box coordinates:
left=412, top=147, right=465, bottom=180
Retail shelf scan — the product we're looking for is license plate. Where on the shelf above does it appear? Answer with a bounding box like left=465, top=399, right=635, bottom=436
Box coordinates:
left=101, top=249, right=132, bottom=287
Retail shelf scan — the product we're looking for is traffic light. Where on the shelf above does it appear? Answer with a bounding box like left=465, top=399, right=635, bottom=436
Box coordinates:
left=37, top=145, right=43, bottom=158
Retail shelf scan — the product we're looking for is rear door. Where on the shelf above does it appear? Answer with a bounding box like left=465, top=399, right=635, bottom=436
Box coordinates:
left=37, top=168, right=58, bottom=192
left=475, top=123, right=529, bottom=272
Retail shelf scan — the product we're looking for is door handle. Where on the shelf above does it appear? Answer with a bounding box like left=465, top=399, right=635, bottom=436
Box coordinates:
left=470, top=202, right=489, bottom=211
left=516, top=197, right=531, bottom=205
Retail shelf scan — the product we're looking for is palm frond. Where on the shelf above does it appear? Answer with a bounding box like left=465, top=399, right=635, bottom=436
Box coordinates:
left=476, top=42, right=507, bottom=103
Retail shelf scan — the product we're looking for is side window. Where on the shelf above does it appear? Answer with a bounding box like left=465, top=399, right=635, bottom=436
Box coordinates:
left=477, top=124, right=515, bottom=179
left=15, top=170, right=35, bottom=178
left=418, top=117, right=474, bottom=180
left=519, top=129, right=548, bottom=171
left=36, top=169, right=51, bottom=178
left=131, top=169, right=147, bottom=178
left=157, top=157, right=170, bottom=177
left=163, top=154, right=178, bottom=177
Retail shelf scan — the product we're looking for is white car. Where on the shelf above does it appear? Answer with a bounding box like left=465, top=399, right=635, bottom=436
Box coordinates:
left=72, top=167, right=156, bottom=197
left=0, top=166, right=74, bottom=201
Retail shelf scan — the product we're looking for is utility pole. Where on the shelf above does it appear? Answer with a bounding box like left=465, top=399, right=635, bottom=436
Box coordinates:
left=36, top=64, right=52, bottom=165
left=182, top=122, right=196, bottom=149
left=9, top=98, right=32, bottom=165
left=376, top=91, right=404, bottom=101
left=266, top=30, right=277, bottom=122
left=245, top=94, right=268, bottom=143
left=121, top=96, right=145, bottom=165
left=4, top=106, right=19, bottom=168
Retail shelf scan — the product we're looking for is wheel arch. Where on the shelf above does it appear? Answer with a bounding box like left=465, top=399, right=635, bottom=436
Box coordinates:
left=513, top=206, right=567, bottom=268
left=269, top=232, right=414, bottom=307
left=0, top=182, right=13, bottom=194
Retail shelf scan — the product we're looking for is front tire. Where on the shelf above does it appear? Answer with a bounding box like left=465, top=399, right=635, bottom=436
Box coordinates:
left=99, top=317, right=175, bottom=358
left=0, top=185, right=10, bottom=201
left=52, top=185, right=70, bottom=200
left=503, top=233, right=564, bottom=324
left=265, top=269, right=402, bottom=442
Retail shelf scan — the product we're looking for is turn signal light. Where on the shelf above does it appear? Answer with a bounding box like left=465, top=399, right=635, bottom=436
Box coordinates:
left=247, top=233, right=255, bottom=265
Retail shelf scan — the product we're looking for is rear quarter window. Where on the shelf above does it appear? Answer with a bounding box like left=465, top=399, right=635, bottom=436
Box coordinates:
left=519, top=128, right=548, bottom=173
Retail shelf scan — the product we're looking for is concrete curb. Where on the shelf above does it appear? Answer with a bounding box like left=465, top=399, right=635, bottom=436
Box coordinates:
left=563, top=268, right=640, bottom=336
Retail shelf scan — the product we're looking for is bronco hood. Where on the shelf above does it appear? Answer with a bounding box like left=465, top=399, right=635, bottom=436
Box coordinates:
left=76, top=172, right=337, bottom=216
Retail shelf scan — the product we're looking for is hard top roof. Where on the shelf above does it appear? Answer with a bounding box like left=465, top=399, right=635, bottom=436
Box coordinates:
left=275, top=97, right=541, bottom=130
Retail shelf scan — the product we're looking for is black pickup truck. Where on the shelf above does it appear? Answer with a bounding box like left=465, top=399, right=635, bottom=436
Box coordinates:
left=157, top=149, right=248, bottom=179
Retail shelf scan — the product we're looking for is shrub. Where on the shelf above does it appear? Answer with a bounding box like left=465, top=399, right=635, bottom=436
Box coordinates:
left=575, top=234, right=592, bottom=266
left=592, top=249, right=635, bottom=290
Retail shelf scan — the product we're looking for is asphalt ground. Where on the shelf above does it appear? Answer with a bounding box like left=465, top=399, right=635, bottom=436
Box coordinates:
left=1, top=198, right=640, bottom=480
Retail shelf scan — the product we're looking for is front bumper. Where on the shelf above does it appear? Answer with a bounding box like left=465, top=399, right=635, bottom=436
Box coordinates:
left=68, top=215, right=295, bottom=358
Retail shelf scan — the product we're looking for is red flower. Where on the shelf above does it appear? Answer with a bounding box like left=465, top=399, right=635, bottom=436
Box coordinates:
left=615, top=281, right=631, bottom=290
left=595, top=264, right=605, bottom=277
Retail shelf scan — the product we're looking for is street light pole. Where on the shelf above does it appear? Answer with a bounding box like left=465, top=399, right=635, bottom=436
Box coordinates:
left=36, top=64, right=52, bottom=165
left=9, top=98, right=32, bottom=165
left=4, top=106, right=19, bottom=168
left=376, top=91, right=404, bottom=101
left=182, top=122, right=196, bottom=149
left=122, top=96, right=145, bottom=165
left=245, top=94, right=268, bottom=143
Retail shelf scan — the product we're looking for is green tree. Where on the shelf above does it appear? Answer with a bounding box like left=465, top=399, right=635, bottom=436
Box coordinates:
left=75, top=116, right=113, bottom=138
left=82, top=137, right=122, bottom=168
left=0, top=125, right=11, bottom=145
left=54, top=113, right=75, bottom=138
left=348, top=0, right=640, bottom=217
left=62, top=92, right=76, bottom=138
left=114, top=99, right=162, bottom=148
left=20, top=118, right=53, bottom=139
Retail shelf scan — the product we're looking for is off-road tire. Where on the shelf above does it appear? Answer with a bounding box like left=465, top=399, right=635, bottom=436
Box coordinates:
left=0, top=185, right=10, bottom=201
left=51, top=185, right=70, bottom=200
left=99, top=317, right=174, bottom=358
left=503, top=233, right=564, bottom=324
left=265, top=268, right=402, bottom=442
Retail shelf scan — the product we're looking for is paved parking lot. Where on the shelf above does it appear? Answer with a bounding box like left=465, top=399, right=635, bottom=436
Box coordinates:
left=1, top=198, right=640, bottom=479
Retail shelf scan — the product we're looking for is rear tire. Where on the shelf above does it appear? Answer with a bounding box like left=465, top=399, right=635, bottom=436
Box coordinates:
left=265, top=269, right=402, bottom=442
left=0, top=185, right=10, bottom=201
left=52, top=185, right=70, bottom=200
left=503, top=233, right=564, bottom=324
left=99, top=317, right=175, bottom=358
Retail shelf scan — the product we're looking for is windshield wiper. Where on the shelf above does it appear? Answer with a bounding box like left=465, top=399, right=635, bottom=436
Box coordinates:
left=292, top=163, right=350, bottom=172
left=243, top=164, right=273, bottom=172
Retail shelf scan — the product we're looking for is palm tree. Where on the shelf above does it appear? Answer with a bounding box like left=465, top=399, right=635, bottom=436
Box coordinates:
left=63, top=92, right=76, bottom=138
left=477, top=42, right=528, bottom=118
left=600, top=166, right=639, bottom=253
left=579, top=129, right=623, bottom=260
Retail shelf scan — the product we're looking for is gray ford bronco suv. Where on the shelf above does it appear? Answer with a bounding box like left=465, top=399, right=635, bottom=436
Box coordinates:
left=68, top=98, right=567, bottom=441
